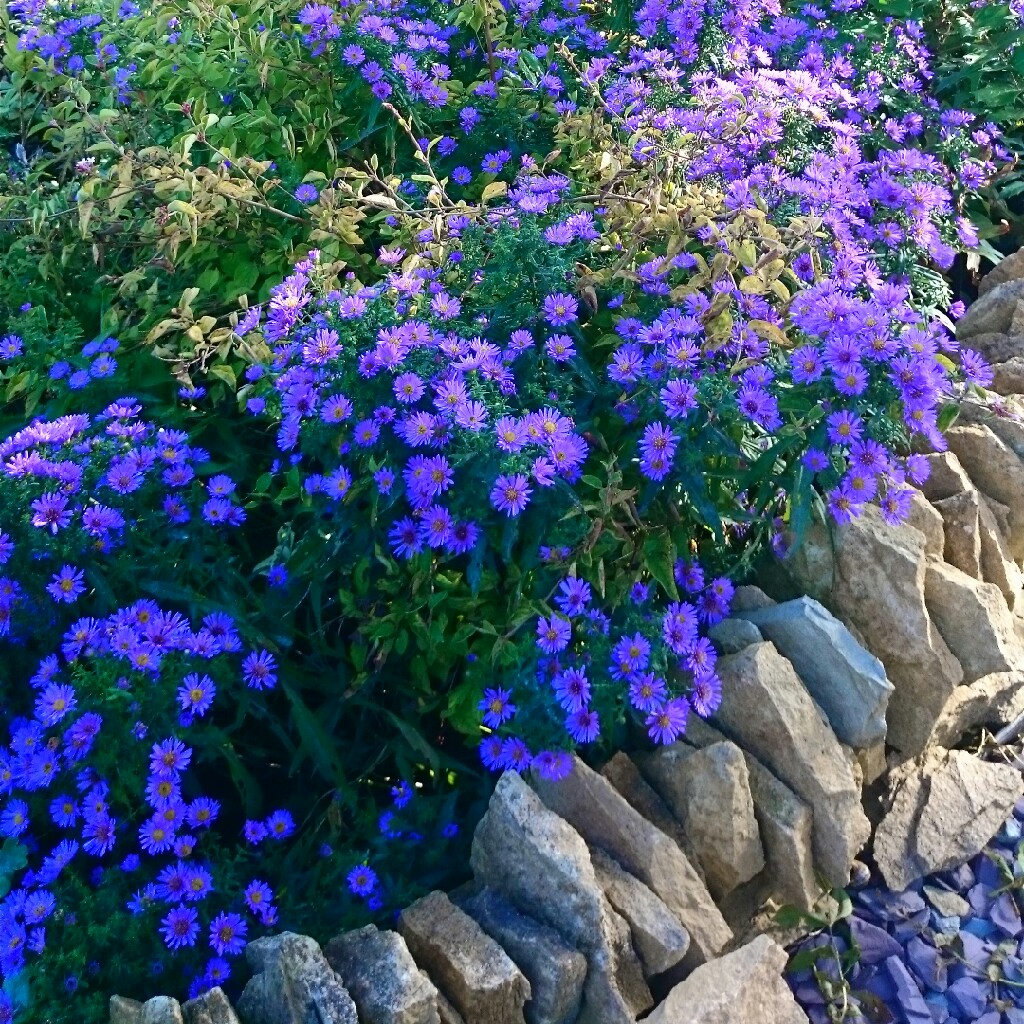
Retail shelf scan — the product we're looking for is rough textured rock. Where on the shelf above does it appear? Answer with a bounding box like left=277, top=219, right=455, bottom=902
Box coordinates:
left=924, top=560, right=1021, bottom=681
left=398, top=891, right=529, bottom=1024
left=957, top=279, right=1024, bottom=339
left=977, top=493, right=1023, bottom=609
left=182, top=989, right=240, bottom=1024
left=933, top=490, right=982, bottom=578
left=458, top=887, right=586, bottom=1024
left=922, top=451, right=974, bottom=502
left=874, top=750, right=1024, bottom=891
left=238, top=933, right=359, bottom=1024
left=978, top=246, right=1024, bottom=297
left=1014, top=300, right=1024, bottom=336
left=635, top=742, right=764, bottom=900
left=326, top=926, right=440, bottom=1024
left=928, top=671, right=1024, bottom=747
left=111, top=998, right=144, bottom=1024
left=590, top=848, right=690, bottom=977
left=946, top=423, right=1024, bottom=561
left=707, top=617, right=762, bottom=655
left=599, top=751, right=706, bottom=883
left=958, top=398, right=1024, bottom=462
left=782, top=504, right=963, bottom=754
left=646, top=935, right=809, bottom=1024
left=531, top=756, right=732, bottom=967
left=905, top=491, right=945, bottom=560
left=953, top=331, right=1024, bottom=365
left=711, top=642, right=870, bottom=887
left=730, top=585, right=776, bottom=612
left=733, top=596, right=893, bottom=748
left=141, top=999, right=184, bottom=1024
left=681, top=716, right=818, bottom=911
left=435, top=994, right=464, bottom=1024
left=992, top=356, right=1024, bottom=397
left=470, top=771, right=651, bottom=1024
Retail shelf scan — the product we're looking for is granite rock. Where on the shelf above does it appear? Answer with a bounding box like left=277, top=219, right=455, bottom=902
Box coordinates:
left=781, top=505, right=963, bottom=754
left=238, top=932, right=359, bottom=1024
left=398, top=891, right=529, bottom=1024
left=590, top=848, right=690, bottom=977
left=458, top=887, right=586, bottom=1024
left=182, top=989, right=240, bottom=1024
left=874, top=750, right=1024, bottom=890
left=711, top=642, right=870, bottom=887
left=326, top=926, right=440, bottom=1024
left=532, top=756, right=732, bottom=966
left=928, top=671, right=1024, bottom=747
left=111, top=997, right=144, bottom=1024
left=646, top=936, right=809, bottom=1024
left=681, top=715, right=818, bottom=911
left=470, top=771, right=650, bottom=1024
left=635, top=742, right=764, bottom=900
left=141, top=998, right=184, bottom=1024
left=957, top=279, right=1024, bottom=339
left=946, top=423, right=1024, bottom=561
left=733, top=596, right=893, bottom=748
left=924, top=560, right=1021, bottom=681
left=707, top=618, right=762, bottom=655
left=978, top=246, right=1024, bottom=297
left=933, top=490, right=981, bottom=578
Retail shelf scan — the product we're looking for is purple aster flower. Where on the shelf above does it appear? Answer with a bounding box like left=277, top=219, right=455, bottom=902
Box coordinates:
left=265, top=809, right=294, bottom=839
left=294, top=183, right=318, bottom=204
left=244, top=880, right=273, bottom=914
left=30, top=492, right=72, bottom=533
left=1, top=800, right=29, bottom=837
left=82, top=814, right=117, bottom=855
left=35, top=683, right=77, bottom=725
left=242, top=650, right=277, bottom=690
left=490, top=473, right=532, bottom=516
left=646, top=698, right=689, bottom=744
left=149, top=738, right=192, bottom=777
left=501, top=737, right=532, bottom=772
left=347, top=865, right=377, bottom=897
left=161, top=906, right=199, bottom=950
left=536, top=614, right=571, bottom=654
left=479, top=735, right=505, bottom=769
left=46, top=565, right=86, bottom=604
left=545, top=334, right=575, bottom=361
left=209, top=912, right=247, bottom=956
left=689, top=672, right=723, bottom=717
left=478, top=687, right=516, bottom=727
left=178, top=674, right=215, bottom=716
left=565, top=707, right=600, bottom=743
left=532, top=750, right=573, bottom=781
left=553, top=668, right=591, bottom=712
left=542, top=292, right=579, bottom=326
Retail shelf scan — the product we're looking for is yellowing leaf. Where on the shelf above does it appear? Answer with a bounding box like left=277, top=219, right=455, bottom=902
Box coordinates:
left=480, top=180, right=508, bottom=203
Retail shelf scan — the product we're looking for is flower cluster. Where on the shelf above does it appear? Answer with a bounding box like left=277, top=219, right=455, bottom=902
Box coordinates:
left=0, top=397, right=245, bottom=643
left=0, top=601, right=297, bottom=1001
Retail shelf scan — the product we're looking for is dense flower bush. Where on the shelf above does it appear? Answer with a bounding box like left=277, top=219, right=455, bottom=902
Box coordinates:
left=0, top=0, right=1020, bottom=1019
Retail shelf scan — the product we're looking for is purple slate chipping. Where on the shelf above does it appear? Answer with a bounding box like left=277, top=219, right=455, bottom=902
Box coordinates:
left=884, top=956, right=933, bottom=1024
left=988, top=891, right=1022, bottom=937
left=848, top=917, right=902, bottom=964
left=946, top=976, right=988, bottom=1020
left=904, top=936, right=947, bottom=993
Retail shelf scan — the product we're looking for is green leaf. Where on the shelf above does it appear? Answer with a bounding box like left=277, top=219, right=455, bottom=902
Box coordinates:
left=282, top=681, right=349, bottom=786
left=0, top=840, right=28, bottom=900
left=642, top=531, right=679, bottom=599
